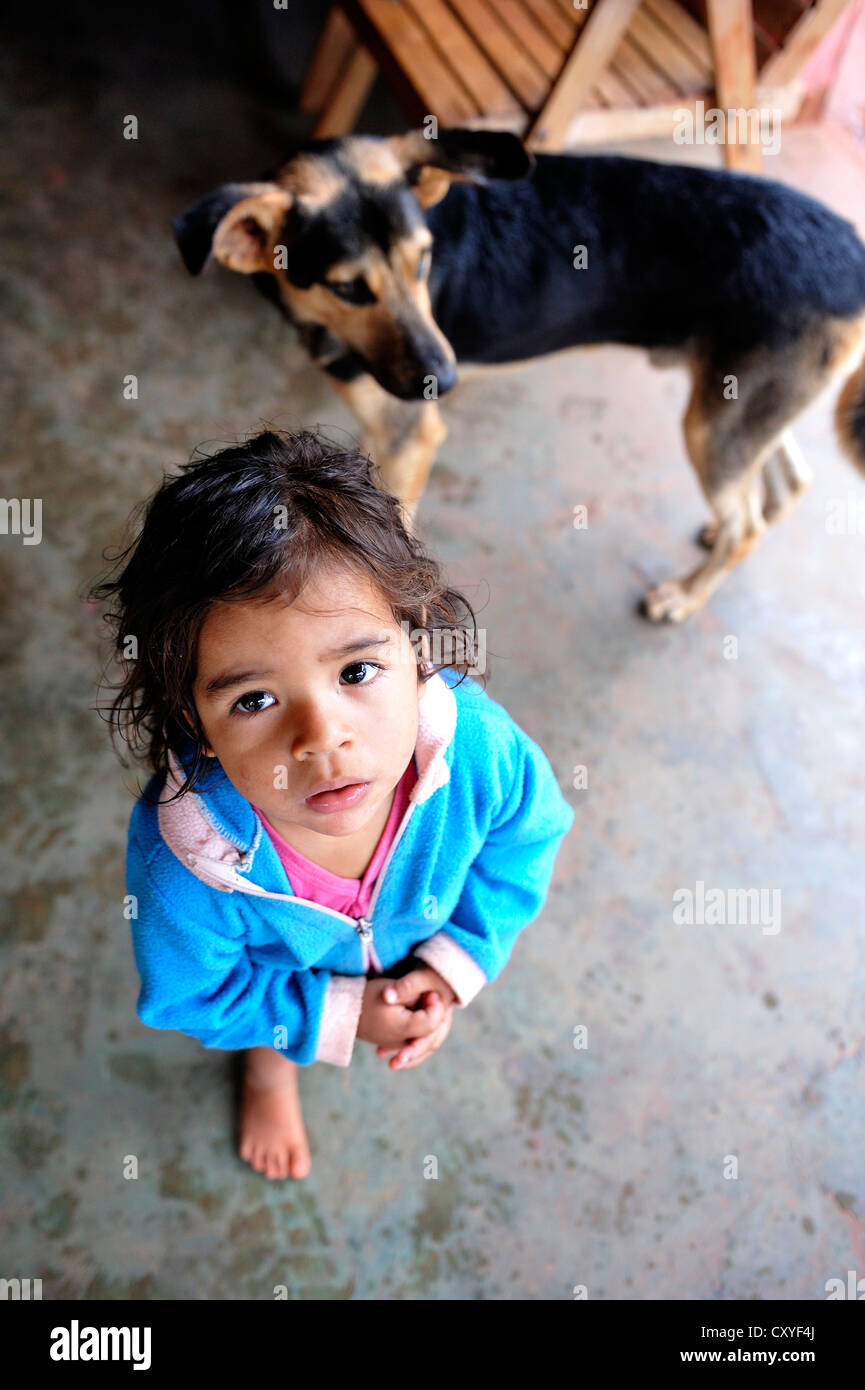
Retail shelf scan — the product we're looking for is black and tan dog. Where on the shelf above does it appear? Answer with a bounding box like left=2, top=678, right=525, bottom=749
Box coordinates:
left=174, top=128, right=865, bottom=622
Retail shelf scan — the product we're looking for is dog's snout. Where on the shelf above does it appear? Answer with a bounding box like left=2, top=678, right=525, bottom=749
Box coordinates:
left=395, top=358, right=456, bottom=400
left=431, top=358, right=457, bottom=395
left=407, top=340, right=457, bottom=398
left=385, top=333, right=458, bottom=400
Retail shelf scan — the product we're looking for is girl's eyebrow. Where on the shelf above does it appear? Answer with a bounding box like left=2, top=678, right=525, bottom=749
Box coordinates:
left=202, top=635, right=394, bottom=696
left=322, top=634, right=394, bottom=659
left=204, top=668, right=274, bottom=696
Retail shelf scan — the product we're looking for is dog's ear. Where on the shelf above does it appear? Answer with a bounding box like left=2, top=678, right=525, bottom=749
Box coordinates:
left=389, top=128, right=534, bottom=208
left=172, top=182, right=292, bottom=276
left=211, top=188, right=294, bottom=275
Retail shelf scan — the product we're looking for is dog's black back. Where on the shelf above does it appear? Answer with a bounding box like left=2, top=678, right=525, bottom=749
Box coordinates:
left=427, top=154, right=865, bottom=364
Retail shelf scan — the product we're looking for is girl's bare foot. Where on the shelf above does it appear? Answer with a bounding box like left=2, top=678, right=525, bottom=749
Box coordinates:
left=239, top=1047, right=311, bottom=1180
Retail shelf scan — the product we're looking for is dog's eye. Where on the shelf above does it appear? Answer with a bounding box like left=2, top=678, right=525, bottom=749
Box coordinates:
left=416, top=248, right=432, bottom=280
left=325, top=277, right=375, bottom=305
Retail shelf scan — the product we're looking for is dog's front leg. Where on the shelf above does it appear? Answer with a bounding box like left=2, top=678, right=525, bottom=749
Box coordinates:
left=327, top=369, right=447, bottom=533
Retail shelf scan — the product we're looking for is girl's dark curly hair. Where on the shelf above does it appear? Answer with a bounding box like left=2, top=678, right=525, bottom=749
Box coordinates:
left=91, top=428, right=486, bottom=799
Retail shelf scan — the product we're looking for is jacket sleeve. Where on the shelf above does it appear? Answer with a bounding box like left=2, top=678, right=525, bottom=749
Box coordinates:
left=414, top=723, right=574, bottom=1006
left=127, top=834, right=365, bottom=1066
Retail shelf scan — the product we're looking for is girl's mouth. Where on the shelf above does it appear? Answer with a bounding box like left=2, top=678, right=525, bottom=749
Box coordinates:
left=304, top=781, right=370, bottom=813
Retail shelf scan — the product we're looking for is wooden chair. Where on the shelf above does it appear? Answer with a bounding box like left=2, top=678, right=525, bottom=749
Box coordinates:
left=298, top=0, right=854, bottom=173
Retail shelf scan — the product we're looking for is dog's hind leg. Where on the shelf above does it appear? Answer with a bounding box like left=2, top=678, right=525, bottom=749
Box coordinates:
left=697, top=430, right=813, bottom=547
left=645, top=467, right=767, bottom=623
left=685, top=313, right=865, bottom=579
left=761, top=430, right=814, bottom=525
left=775, top=429, right=813, bottom=493
left=760, top=445, right=794, bottom=527
left=644, top=334, right=838, bottom=622
left=328, top=370, right=446, bottom=534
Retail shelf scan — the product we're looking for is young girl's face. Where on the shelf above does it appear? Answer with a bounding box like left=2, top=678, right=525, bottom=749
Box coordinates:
left=192, top=562, right=426, bottom=843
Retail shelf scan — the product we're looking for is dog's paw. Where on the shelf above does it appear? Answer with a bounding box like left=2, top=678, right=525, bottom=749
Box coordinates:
left=641, top=579, right=694, bottom=624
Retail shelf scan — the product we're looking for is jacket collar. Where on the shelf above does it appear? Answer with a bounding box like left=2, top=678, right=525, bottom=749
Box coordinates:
left=157, top=668, right=458, bottom=891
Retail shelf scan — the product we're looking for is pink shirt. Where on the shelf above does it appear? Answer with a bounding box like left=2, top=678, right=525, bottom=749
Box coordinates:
left=254, top=756, right=417, bottom=921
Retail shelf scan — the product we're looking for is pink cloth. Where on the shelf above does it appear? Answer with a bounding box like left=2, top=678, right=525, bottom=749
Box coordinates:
left=254, top=756, right=417, bottom=921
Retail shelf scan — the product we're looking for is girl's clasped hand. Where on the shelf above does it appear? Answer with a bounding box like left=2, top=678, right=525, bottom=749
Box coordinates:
left=358, top=966, right=457, bottom=1070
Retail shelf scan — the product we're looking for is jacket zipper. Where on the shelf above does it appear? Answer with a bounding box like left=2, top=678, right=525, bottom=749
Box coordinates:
left=356, top=798, right=419, bottom=967
left=191, top=796, right=419, bottom=972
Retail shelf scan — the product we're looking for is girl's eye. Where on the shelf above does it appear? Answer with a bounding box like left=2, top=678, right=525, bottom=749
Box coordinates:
left=233, top=689, right=276, bottom=715
left=340, top=661, right=381, bottom=686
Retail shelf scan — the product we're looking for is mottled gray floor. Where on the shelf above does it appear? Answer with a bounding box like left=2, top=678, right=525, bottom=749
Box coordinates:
left=2, top=17, right=864, bottom=1299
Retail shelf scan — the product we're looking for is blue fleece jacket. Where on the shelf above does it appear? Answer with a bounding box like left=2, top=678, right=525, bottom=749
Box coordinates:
left=126, top=666, right=574, bottom=1066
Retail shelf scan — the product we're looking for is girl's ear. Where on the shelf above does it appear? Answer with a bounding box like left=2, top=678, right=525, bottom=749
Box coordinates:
left=415, top=627, right=432, bottom=670
left=411, top=608, right=431, bottom=686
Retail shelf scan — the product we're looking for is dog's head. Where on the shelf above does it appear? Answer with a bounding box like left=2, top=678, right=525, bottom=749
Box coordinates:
left=173, top=128, right=533, bottom=401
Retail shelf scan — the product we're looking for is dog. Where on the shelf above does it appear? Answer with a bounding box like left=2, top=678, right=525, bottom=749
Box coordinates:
left=174, top=127, right=865, bottom=623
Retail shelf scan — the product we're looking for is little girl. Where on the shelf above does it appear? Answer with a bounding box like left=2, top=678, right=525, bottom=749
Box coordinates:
left=94, top=428, right=574, bottom=1181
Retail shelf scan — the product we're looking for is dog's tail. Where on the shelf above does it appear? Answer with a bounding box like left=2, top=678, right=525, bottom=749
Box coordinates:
left=835, top=350, right=865, bottom=477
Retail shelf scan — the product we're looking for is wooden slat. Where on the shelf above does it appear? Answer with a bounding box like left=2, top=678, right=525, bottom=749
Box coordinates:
left=454, top=109, right=529, bottom=130
left=403, top=0, right=522, bottom=115
left=706, top=0, right=761, bottom=172
left=527, top=0, right=644, bottom=146
left=760, top=0, right=853, bottom=83
left=298, top=5, right=357, bottom=111
left=445, top=0, right=550, bottom=110
left=484, top=0, right=566, bottom=77
left=612, top=32, right=681, bottom=102
left=643, top=0, right=713, bottom=76
left=550, top=0, right=592, bottom=27
left=346, top=0, right=480, bottom=121
left=565, top=91, right=704, bottom=142
left=592, top=62, right=641, bottom=107
left=313, top=43, right=379, bottom=136
left=563, top=77, right=802, bottom=145
left=521, top=0, right=580, bottom=50
left=607, top=56, right=648, bottom=103
left=628, top=5, right=711, bottom=94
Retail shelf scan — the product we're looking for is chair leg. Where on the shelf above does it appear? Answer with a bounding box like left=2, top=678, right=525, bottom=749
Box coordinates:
left=706, top=0, right=762, bottom=173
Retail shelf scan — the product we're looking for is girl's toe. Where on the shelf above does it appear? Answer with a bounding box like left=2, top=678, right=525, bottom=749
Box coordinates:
left=291, top=1145, right=311, bottom=1179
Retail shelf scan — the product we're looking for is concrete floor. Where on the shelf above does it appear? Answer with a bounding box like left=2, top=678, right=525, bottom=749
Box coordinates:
left=2, top=16, right=865, bottom=1300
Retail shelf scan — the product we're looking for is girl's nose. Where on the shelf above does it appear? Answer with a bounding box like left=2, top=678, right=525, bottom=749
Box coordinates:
left=287, top=704, right=353, bottom=759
